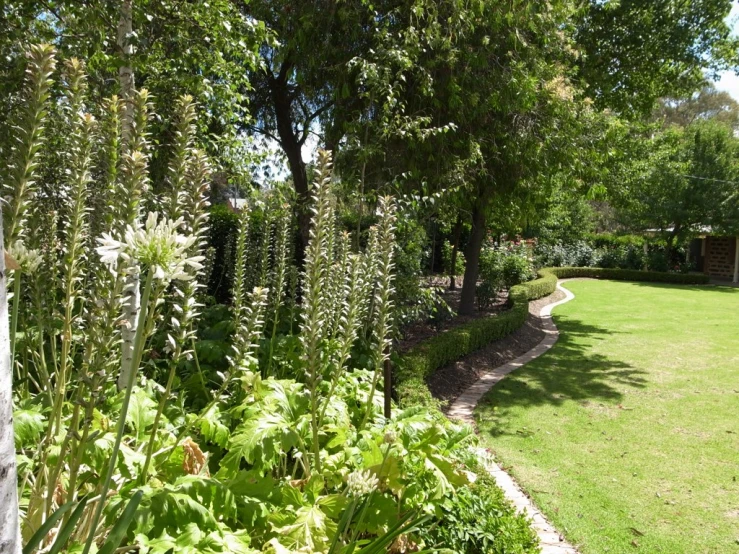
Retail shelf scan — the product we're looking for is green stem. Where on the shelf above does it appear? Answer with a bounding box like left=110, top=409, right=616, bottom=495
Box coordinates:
left=358, top=366, right=383, bottom=432
left=266, top=315, right=279, bottom=378
left=311, top=381, right=322, bottom=474
left=66, top=395, right=95, bottom=508
left=191, top=337, right=208, bottom=398
left=82, top=270, right=154, bottom=554
left=140, top=354, right=179, bottom=483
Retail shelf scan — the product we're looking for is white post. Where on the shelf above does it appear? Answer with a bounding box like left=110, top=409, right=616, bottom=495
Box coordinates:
left=0, top=212, right=21, bottom=552
left=733, top=237, right=739, bottom=284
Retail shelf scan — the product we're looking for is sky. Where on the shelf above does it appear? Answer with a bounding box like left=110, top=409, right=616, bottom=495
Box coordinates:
left=714, top=1, right=739, bottom=99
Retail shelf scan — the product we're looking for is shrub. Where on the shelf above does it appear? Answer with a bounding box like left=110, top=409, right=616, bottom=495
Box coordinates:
left=623, top=244, right=646, bottom=270
left=502, top=252, right=533, bottom=287
left=423, top=475, right=540, bottom=553
left=585, top=232, right=648, bottom=249
left=595, top=245, right=625, bottom=268
left=396, top=215, right=440, bottom=328
left=647, top=248, right=670, bottom=272
left=533, top=242, right=568, bottom=268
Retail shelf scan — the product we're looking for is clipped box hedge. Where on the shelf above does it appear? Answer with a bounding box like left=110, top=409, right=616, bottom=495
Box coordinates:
left=395, top=267, right=709, bottom=406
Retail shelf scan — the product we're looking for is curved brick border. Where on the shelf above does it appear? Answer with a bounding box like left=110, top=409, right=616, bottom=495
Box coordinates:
left=449, top=281, right=579, bottom=554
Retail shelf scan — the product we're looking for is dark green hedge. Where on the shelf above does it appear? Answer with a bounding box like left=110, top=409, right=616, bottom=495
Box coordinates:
left=395, top=267, right=709, bottom=406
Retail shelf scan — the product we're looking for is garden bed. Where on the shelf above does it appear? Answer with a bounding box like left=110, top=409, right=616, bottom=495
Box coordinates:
left=399, top=279, right=509, bottom=352
left=426, top=289, right=565, bottom=406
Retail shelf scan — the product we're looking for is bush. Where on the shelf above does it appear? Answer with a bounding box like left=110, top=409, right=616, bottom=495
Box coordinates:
left=423, top=475, right=539, bottom=553
left=595, top=245, right=625, bottom=269
left=585, top=232, right=648, bottom=249
left=533, top=242, right=569, bottom=268
left=396, top=266, right=709, bottom=407
left=502, top=252, right=533, bottom=287
left=647, top=248, right=670, bottom=272
left=622, top=244, right=646, bottom=270
left=395, top=216, right=439, bottom=328
left=476, top=242, right=533, bottom=311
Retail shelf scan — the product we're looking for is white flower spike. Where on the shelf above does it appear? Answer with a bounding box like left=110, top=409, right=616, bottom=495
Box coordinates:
left=346, top=469, right=379, bottom=497
left=96, top=212, right=204, bottom=282
left=8, top=241, right=43, bottom=274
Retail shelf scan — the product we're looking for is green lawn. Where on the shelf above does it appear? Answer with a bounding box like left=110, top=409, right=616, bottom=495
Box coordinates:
left=475, top=280, right=739, bottom=554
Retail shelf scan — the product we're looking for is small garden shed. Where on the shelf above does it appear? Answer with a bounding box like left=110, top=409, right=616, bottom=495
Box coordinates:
left=695, top=235, right=739, bottom=282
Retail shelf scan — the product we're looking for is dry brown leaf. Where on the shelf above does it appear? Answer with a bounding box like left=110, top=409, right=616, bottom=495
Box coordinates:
left=182, top=437, right=209, bottom=476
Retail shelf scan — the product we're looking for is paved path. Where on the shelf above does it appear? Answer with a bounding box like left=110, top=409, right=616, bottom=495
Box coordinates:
left=449, top=281, right=579, bottom=554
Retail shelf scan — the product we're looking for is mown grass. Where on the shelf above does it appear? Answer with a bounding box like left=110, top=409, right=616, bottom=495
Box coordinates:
left=475, top=279, right=739, bottom=554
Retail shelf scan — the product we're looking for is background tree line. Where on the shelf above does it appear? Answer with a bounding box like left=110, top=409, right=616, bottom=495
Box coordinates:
left=1, top=0, right=738, bottom=313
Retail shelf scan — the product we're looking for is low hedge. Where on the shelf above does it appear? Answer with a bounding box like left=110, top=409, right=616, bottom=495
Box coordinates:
left=395, top=267, right=709, bottom=406
left=542, top=267, right=709, bottom=284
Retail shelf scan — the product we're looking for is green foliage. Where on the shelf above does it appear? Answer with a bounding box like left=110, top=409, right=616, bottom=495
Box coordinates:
left=576, top=0, right=739, bottom=115
left=655, top=84, right=739, bottom=132
left=397, top=266, right=709, bottom=407
left=206, top=204, right=241, bottom=302
left=611, top=121, right=739, bottom=242
left=535, top=233, right=697, bottom=273
left=421, top=475, right=539, bottom=553
left=534, top=241, right=597, bottom=268
left=476, top=242, right=534, bottom=311
left=476, top=248, right=504, bottom=311
left=442, top=241, right=465, bottom=276
left=527, top=184, right=596, bottom=245
left=0, top=1, right=265, bottom=189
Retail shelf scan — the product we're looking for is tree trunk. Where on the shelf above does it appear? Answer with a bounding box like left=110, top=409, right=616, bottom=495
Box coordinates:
left=459, top=203, right=486, bottom=315
left=665, top=224, right=681, bottom=265
left=449, top=215, right=462, bottom=290
left=269, top=71, right=311, bottom=251
left=0, top=208, right=21, bottom=553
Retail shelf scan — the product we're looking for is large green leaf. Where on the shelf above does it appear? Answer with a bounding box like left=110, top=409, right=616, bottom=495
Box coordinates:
left=14, top=407, right=45, bottom=449
left=272, top=505, right=335, bottom=552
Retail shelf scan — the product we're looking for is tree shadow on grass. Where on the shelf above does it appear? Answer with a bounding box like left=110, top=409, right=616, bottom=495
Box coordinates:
left=477, top=316, right=648, bottom=438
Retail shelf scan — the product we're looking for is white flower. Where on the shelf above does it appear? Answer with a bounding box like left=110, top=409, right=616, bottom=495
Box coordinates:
left=8, top=241, right=42, bottom=274
left=346, top=469, right=379, bottom=497
left=96, top=212, right=205, bottom=281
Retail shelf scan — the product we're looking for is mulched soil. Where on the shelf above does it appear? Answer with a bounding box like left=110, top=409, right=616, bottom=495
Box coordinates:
left=425, top=288, right=566, bottom=409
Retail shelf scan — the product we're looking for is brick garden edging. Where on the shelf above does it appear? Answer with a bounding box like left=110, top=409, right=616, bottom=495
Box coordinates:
left=449, top=281, right=580, bottom=554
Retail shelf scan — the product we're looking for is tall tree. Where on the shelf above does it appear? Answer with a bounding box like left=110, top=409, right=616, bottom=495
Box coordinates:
left=575, top=0, right=739, bottom=116
left=614, top=121, right=739, bottom=254
left=655, top=85, right=739, bottom=131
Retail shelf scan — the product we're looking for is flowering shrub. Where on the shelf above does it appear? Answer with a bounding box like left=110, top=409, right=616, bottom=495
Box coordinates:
left=535, top=237, right=691, bottom=273
left=476, top=240, right=534, bottom=310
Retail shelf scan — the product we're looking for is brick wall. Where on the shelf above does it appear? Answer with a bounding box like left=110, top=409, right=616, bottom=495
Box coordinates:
left=704, top=236, right=737, bottom=279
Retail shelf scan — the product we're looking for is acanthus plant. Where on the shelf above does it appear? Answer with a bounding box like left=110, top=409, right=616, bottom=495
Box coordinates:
left=0, top=46, right=522, bottom=554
